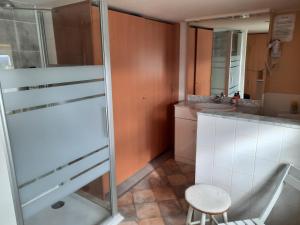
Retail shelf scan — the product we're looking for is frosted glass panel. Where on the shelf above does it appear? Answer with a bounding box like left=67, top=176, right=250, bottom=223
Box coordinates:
left=3, top=81, right=105, bottom=112
left=19, top=147, right=109, bottom=204
left=8, top=97, right=108, bottom=185
left=0, top=66, right=104, bottom=89
left=0, top=65, right=111, bottom=219
left=22, top=160, right=110, bottom=219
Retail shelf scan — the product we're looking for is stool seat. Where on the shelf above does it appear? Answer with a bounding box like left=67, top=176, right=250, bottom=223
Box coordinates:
left=185, top=184, right=231, bottom=214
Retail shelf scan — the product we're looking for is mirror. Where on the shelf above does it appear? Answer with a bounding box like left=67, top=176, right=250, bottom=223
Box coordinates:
left=188, top=13, right=270, bottom=100
left=0, top=0, right=103, bottom=69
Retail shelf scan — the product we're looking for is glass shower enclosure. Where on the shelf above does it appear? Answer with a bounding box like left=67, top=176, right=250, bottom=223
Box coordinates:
left=0, top=1, right=122, bottom=225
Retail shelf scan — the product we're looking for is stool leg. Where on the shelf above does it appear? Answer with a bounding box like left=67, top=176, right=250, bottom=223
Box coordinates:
left=186, top=206, right=193, bottom=225
left=201, top=213, right=206, bottom=225
left=223, top=212, right=228, bottom=223
left=209, top=215, right=213, bottom=225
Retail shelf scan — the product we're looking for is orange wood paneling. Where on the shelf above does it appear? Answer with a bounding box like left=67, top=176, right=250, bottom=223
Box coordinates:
left=186, top=27, right=197, bottom=96
left=195, top=28, right=213, bottom=96
left=265, top=11, right=300, bottom=94
left=91, top=6, right=103, bottom=65
left=109, top=11, right=179, bottom=184
left=245, top=33, right=268, bottom=99
left=52, top=1, right=93, bottom=65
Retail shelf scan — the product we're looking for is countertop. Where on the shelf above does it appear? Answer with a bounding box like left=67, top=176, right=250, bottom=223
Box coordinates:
left=197, top=111, right=300, bottom=129
left=175, top=100, right=300, bottom=129
left=174, top=100, right=261, bottom=114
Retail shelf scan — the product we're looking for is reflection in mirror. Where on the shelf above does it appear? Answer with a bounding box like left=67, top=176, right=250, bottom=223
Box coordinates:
left=0, top=0, right=103, bottom=69
left=188, top=13, right=270, bottom=100
left=0, top=2, right=41, bottom=69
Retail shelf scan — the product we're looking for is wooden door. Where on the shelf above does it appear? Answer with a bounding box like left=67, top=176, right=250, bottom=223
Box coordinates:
left=195, top=28, right=213, bottom=96
left=109, top=11, right=179, bottom=184
left=91, top=6, right=103, bottom=65
left=109, top=11, right=141, bottom=184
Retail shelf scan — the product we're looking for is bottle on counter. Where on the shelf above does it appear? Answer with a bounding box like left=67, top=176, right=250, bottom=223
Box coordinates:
left=231, top=92, right=240, bottom=105
left=290, top=101, right=299, bottom=114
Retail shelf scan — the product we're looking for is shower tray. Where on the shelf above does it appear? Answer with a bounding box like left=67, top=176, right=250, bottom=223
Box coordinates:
left=24, top=194, right=110, bottom=225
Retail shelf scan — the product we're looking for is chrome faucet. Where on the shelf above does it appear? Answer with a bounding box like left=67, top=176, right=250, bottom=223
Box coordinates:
left=213, top=92, right=225, bottom=103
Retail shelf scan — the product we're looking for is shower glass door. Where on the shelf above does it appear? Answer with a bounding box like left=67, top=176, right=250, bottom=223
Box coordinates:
left=0, top=1, right=119, bottom=225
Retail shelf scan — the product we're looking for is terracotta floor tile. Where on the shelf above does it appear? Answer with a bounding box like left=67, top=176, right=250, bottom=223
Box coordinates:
left=163, top=214, right=187, bottom=225
left=148, top=170, right=161, bottom=179
left=118, top=192, right=134, bottom=206
left=164, top=159, right=179, bottom=167
left=118, top=158, right=193, bottom=224
left=133, top=189, right=155, bottom=204
left=136, top=202, right=161, bottom=219
left=119, top=204, right=137, bottom=219
left=149, top=176, right=169, bottom=188
left=119, top=221, right=139, bottom=225
left=185, top=172, right=195, bottom=185
left=167, top=174, right=187, bottom=186
left=152, top=187, right=176, bottom=201
left=133, top=179, right=151, bottom=191
left=179, top=198, right=189, bottom=212
left=155, top=167, right=166, bottom=177
left=158, top=199, right=183, bottom=217
left=138, top=217, right=165, bottom=225
left=177, top=162, right=195, bottom=174
left=161, top=159, right=181, bottom=175
left=172, top=185, right=188, bottom=198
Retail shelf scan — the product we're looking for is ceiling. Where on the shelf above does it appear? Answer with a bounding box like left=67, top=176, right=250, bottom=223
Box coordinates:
left=12, top=0, right=300, bottom=22
left=190, top=14, right=271, bottom=33
left=107, top=0, right=300, bottom=22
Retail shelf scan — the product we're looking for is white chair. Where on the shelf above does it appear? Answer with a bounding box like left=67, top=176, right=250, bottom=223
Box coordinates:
left=218, top=164, right=300, bottom=225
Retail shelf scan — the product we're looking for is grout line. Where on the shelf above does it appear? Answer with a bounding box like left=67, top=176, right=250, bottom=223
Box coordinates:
left=229, top=119, right=237, bottom=196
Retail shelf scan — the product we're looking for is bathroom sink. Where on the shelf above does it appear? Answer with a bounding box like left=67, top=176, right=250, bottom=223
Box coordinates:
left=193, top=103, right=236, bottom=112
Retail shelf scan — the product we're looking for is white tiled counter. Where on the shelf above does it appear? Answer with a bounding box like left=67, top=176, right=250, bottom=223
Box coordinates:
left=196, top=112, right=300, bottom=222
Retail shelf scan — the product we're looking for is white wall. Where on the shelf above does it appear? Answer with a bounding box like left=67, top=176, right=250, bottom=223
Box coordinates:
left=196, top=114, right=300, bottom=222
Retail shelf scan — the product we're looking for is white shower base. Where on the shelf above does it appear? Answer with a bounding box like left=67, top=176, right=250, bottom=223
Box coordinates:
left=24, top=193, right=111, bottom=225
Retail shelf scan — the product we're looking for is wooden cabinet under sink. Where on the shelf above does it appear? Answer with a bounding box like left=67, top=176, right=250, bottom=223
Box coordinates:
left=174, top=105, right=197, bottom=165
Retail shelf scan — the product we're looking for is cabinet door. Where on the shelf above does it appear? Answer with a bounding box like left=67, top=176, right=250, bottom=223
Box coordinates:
left=175, top=118, right=197, bottom=164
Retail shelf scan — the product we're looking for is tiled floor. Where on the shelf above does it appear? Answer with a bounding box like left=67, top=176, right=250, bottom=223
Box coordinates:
left=118, top=158, right=195, bottom=225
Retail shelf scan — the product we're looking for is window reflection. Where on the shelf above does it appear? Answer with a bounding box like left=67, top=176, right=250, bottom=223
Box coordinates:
left=0, top=44, right=14, bottom=69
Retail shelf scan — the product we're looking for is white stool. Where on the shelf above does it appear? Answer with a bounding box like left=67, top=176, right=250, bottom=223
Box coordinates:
left=185, top=184, right=231, bottom=225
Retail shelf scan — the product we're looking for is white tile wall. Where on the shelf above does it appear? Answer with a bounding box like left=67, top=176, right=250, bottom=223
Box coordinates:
left=196, top=114, right=300, bottom=220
